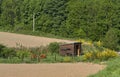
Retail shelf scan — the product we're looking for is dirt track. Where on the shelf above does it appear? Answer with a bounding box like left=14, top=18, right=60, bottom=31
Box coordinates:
left=0, top=63, right=105, bottom=77
left=0, top=32, right=74, bottom=47
left=0, top=32, right=105, bottom=77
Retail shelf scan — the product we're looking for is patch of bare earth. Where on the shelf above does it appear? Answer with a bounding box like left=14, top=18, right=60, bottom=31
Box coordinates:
left=0, top=63, right=105, bottom=77
left=0, top=32, right=74, bottom=47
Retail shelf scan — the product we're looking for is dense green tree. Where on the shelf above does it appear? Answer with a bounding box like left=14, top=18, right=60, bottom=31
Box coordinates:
left=0, top=0, right=2, bottom=26
left=0, top=0, right=19, bottom=28
left=36, top=0, right=69, bottom=35
left=103, top=28, right=120, bottom=50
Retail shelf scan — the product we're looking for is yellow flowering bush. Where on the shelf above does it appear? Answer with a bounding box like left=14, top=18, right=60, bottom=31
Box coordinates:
left=76, top=39, right=86, bottom=43
left=76, top=39, right=93, bottom=46
left=96, top=51, right=103, bottom=60
left=96, top=40, right=102, bottom=47
left=83, top=52, right=93, bottom=60
left=100, top=49, right=119, bottom=60
left=84, top=49, right=118, bottom=61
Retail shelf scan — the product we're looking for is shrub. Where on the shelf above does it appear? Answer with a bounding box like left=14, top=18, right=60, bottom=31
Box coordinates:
left=3, top=48, right=16, bottom=58
left=40, top=54, right=46, bottom=59
left=0, top=44, right=6, bottom=51
left=48, top=42, right=60, bottom=54
left=84, top=52, right=93, bottom=61
left=99, top=49, right=119, bottom=60
left=31, top=54, right=37, bottom=60
left=84, top=49, right=118, bottom=61
left=0, top=47, right=16, bottom=58
left=96, top=41, right=102, bottom=47
left=82, top=44, right=98, bottom=53
left=0, top=44, right=6, bottom=57
left=16, top=50, right=31, bottom=61
left=29, top=47, right=43, bottom=62
left=103, top=28, right=120, bottom=50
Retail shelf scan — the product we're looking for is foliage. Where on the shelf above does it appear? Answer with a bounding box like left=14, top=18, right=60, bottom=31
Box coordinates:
left=0, top=44, right=16, bottom=58
left=96, top=41, right=103, bottom=47
left=16, top=50, right=31, bottom=61
left=48, top=42, right=60, bottom=54
left=2, top=48, right=16, bottom=58
left=84, top=49, right=118, bottom=61
left=40, top=54, right=46, bottom=59
left=0, top=44, right=6, bottom=52
left=97, top=49, right=118, bottom=60
left=29, top=47, right=43, bottom=62
left=82, top=43, right=100, bottom=53
left=103, top=28, right=120, bottom=50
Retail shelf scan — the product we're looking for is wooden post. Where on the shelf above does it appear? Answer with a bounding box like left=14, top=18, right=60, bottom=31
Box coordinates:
left=77, top=48, right=80, bottom=57
left=33, top=13, right=35, bottom=32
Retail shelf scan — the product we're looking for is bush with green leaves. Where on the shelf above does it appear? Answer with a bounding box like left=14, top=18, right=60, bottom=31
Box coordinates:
left=103, top=28, right=120, bottom=51
left=0, top=44, right=5, bottom=57
left=16, top=50, right=31, bottom=61
left=2, top=48, right=16, bottom=58
left=0, top=44, right=16, bottom=58
left=48, top=42, right=60, bottom=54
left=0, top=44, right=6, bottom=52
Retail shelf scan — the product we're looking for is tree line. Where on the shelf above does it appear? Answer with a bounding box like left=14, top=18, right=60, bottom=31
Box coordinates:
left=0, top=0, right=120, bottom=50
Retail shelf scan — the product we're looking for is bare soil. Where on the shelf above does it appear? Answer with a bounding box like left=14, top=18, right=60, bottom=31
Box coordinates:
left=0, top=63, right=105, bottom=77
left=0, top=32, right=74, bottom=47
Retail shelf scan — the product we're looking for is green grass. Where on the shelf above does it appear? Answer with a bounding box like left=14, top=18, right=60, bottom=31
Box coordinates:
left=0, top=56, right=39, bottom=63
left=0, top=57, right=23, bottom=63
left=89, top=56, right=120, bottom=77
left=40, top=54, right=63, bottom=63
left=0, top=55, right=84, bottom=64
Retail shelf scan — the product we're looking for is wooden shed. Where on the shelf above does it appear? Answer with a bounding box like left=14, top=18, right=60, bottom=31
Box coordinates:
left=59, top=42, right=82, bottom=56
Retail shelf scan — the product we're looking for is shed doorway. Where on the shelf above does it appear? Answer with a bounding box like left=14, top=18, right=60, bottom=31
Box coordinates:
left=75, top=44, right=81, bottom=56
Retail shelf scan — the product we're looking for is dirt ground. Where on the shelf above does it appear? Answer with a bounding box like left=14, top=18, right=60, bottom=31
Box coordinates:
left=0, top=32, right=74, bottom=47
left=0, top=63, right=105, bottom=77
left=0, top=32, right=105, bottom=77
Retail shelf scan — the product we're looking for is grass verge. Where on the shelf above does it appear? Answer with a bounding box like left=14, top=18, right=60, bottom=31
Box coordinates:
left=89, top=56, right=120, bottom=77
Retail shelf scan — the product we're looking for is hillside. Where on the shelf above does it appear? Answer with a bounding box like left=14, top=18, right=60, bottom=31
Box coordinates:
left=0, top=0, right=120, bottom=50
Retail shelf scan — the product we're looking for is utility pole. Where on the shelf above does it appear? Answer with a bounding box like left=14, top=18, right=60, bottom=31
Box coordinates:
left=33, top=13, right=35, bottom=32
